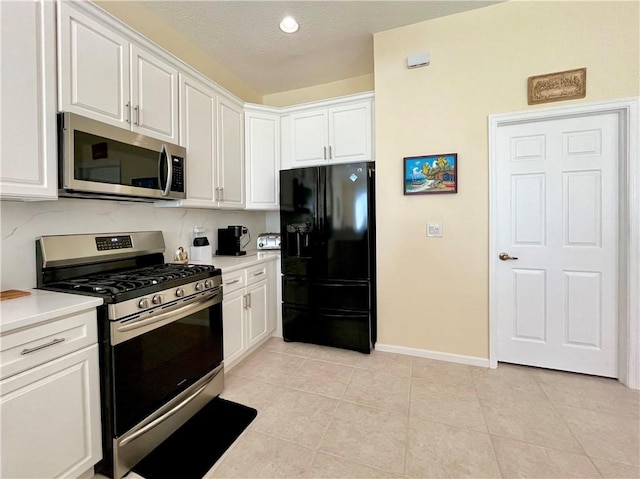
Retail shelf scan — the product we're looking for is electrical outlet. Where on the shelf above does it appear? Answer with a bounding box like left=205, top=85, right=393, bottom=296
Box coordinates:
left=427, top=222, right=443, bottom=237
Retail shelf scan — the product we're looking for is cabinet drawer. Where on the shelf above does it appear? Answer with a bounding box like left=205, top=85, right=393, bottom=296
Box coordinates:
left=222, top=270, right=246, bottom=294
left=246, top=263, right=268, bottom=286
left=0, top=309, right=97, bottom=380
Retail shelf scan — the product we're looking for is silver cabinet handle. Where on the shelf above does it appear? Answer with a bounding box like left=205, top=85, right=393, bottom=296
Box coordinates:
left=329, top=145, right=333, bottom=159
left=253, top=271, right=264, bottom=277
left=225, top=279, right=240, bottom=285
left=243, top=294, right=248, bottom=309
left=21, top=338, right=65, bottom=355
left=247, top=293, right=251, bottom=308
left=125, top=102, right=131, bottom=123
left=323, top=146, right=327, bottom=160
left=134, top=105, right=139, bottom=125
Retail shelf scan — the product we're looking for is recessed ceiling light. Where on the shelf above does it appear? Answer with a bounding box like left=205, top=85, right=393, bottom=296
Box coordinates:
left=279, top=16, right=299, bottom=34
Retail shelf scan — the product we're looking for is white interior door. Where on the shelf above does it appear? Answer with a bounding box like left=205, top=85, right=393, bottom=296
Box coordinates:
left=495, top=112, right=619, bottom=377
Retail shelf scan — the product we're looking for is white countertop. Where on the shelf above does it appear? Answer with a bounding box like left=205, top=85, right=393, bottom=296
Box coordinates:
left=192, top=250, right=280, bottom=273
left=0, top=289, right=103, bottom=334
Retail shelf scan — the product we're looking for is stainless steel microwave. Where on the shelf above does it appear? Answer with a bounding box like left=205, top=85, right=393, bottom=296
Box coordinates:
left=58, top=112, right=186, bottom=201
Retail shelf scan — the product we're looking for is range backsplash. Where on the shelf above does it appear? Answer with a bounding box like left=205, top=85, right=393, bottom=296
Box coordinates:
left=0, top=198, right=266, bottom=290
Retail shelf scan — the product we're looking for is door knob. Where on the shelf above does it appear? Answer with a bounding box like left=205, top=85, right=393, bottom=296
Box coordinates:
left=499, top=252, right=518, bottom=261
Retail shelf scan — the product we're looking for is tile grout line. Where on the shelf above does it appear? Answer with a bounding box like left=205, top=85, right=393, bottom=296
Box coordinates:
left=470, top=369, right=505, bottom=479
left=530, top=370, right=605, bottom=477
left=402, top=357, right=415, bottom=478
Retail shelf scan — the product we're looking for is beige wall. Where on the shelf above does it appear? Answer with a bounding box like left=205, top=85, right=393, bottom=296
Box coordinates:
left=263, top=74, right=375, bottom=107
left=94, top=1, right=262, bottom=103
left=373, top=1, right=639, bottom=359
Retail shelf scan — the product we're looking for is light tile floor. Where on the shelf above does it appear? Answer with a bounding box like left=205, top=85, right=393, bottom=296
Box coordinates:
left=205, top=337, right=640, bottom=479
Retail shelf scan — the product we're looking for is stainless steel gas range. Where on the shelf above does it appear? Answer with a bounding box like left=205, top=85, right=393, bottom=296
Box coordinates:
left=36, top=231, right=224, bottom=479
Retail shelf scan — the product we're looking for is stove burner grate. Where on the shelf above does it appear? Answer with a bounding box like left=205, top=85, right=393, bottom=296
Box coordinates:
left=46, top=263, right=218, bottom=298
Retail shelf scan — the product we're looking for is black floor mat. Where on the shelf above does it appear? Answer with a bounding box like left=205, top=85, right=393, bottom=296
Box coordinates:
left=131, top=397, right=257, bottom=479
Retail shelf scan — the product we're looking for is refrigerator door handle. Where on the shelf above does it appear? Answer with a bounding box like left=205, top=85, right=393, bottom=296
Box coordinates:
left=315, top=168, right=321, bottom=234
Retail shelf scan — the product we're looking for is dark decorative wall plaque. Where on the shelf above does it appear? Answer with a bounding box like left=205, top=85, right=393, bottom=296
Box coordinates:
left=527, top=68, right=586, bottom=105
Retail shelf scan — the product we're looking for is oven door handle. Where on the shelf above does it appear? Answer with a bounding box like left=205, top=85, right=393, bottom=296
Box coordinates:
left=119, top=379, right=209, bottom=447
left=117, top=294, right=220, bottom=333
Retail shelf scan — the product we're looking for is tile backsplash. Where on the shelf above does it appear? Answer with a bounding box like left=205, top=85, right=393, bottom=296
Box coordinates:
left=0, top=198, right=266, bottom=290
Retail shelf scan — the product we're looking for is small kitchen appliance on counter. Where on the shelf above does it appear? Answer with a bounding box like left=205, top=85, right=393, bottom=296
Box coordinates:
left=256, top=233, right=281, bottom=250
left=190, top=226, right=212, bottom=262
left=216, top=226, right=247, bottom=256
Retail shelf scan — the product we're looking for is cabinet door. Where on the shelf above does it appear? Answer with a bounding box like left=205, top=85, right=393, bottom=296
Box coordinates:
left=245, top=110, right=280, bottom=210
left=290, top=109, right=328, bottom=167
left=131, top=45, right=179, bottom=143
left=0, top=345, right=102, bottom=479
left=0, top=0, right=57, bottom=200
left=328, top=101, right=372, bottom=163
left=247, top=280, right=268, bottom=349
left=222, top=288, right=246, bottom=369
left=217, top=96, right=245, bottom=209
left=58, top=2, right=130, bottom=128
left=266, top=260, right=279, bottom=335
left=180, top=74, right=217, bottom=205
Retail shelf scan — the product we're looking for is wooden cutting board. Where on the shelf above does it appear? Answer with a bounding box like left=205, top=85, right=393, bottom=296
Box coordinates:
left=0, top=290, right=31, bottom=301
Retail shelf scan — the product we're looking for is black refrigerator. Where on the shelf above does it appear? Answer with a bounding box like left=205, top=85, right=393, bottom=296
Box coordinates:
left=279, top=162, right=376, bottom=353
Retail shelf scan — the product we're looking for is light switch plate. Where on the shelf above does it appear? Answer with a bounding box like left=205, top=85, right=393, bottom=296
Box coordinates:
left=427, top=223, right=443, bottom=237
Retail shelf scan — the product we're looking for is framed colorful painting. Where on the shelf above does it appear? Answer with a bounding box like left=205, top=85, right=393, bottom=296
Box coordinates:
left=403, top=153, right=458, bottom=195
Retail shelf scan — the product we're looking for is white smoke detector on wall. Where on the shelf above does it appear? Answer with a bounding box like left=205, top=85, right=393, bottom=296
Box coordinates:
left=407, top=51, right=430, bottom=69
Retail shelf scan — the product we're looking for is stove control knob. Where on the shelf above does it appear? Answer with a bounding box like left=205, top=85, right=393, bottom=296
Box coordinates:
left=204, top=279, right=214, bottom=289
left=175, top=288, right=185, bottom=298
left=152, top=295, right=163, bottom=305
left=138, top=298, right=150, bottom=309
left=195, top=282, right=204, bottom=291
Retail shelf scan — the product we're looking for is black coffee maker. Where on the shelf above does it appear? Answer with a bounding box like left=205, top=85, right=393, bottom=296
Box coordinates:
left=216, top=226, right=247, bottom=256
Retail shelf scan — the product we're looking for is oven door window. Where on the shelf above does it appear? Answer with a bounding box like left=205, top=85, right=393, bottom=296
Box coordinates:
left=113, top=302, right=222, bottom=436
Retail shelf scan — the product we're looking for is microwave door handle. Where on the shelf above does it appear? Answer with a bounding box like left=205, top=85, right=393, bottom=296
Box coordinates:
left=158, top=144, right=173, bottom=197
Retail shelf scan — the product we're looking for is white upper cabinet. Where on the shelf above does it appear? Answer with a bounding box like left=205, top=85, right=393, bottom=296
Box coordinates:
left=290, top=109, right=329, bottom=166
left=217, top=97, right=245, bottom=209
left=58, top=3, right=179, bottom=144
left=159, top=73, right=245, bottom=210
left=285, top=94, right=374, bottom=169
left=58, top=3, right=129, bottom=127
left=0, top=0, right=57, bottom=201
left=130, top=45, right=179, bottom=142
left=245, top=107, right=280, bottom=210
left=328, top=101, right=372, bottom=164
left=179, top=73, right=218, bottom=206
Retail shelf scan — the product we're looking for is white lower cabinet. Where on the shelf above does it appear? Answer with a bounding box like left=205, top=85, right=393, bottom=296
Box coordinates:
left=222, top=260, right=277, bottom=370
left=222, top=288, right=246, bottom=367
left=0, top=310, right=102, bottom=479
left=247, top=279, right=268, bottom=349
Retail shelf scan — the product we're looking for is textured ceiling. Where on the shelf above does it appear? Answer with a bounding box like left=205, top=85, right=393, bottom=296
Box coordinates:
left=139, top=1, right=500, bottom=96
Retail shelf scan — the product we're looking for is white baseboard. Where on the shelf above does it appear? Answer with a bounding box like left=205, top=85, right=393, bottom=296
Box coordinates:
left=375, top=343, right=490, bottom=368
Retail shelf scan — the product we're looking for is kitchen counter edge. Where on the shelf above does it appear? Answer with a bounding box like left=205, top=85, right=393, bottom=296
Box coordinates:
left=0, top=290, right=103, bottom=335
left=191, top=250, right=280, bottom=274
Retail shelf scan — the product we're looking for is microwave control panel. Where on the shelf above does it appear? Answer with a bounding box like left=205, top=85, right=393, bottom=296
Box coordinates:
left=171, top=157, right=185, bottom=192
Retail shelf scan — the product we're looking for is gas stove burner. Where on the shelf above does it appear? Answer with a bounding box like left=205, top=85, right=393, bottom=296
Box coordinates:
left=42, top=262, right=220, bottom=303
left=36, top=232, right=221, bottom=305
